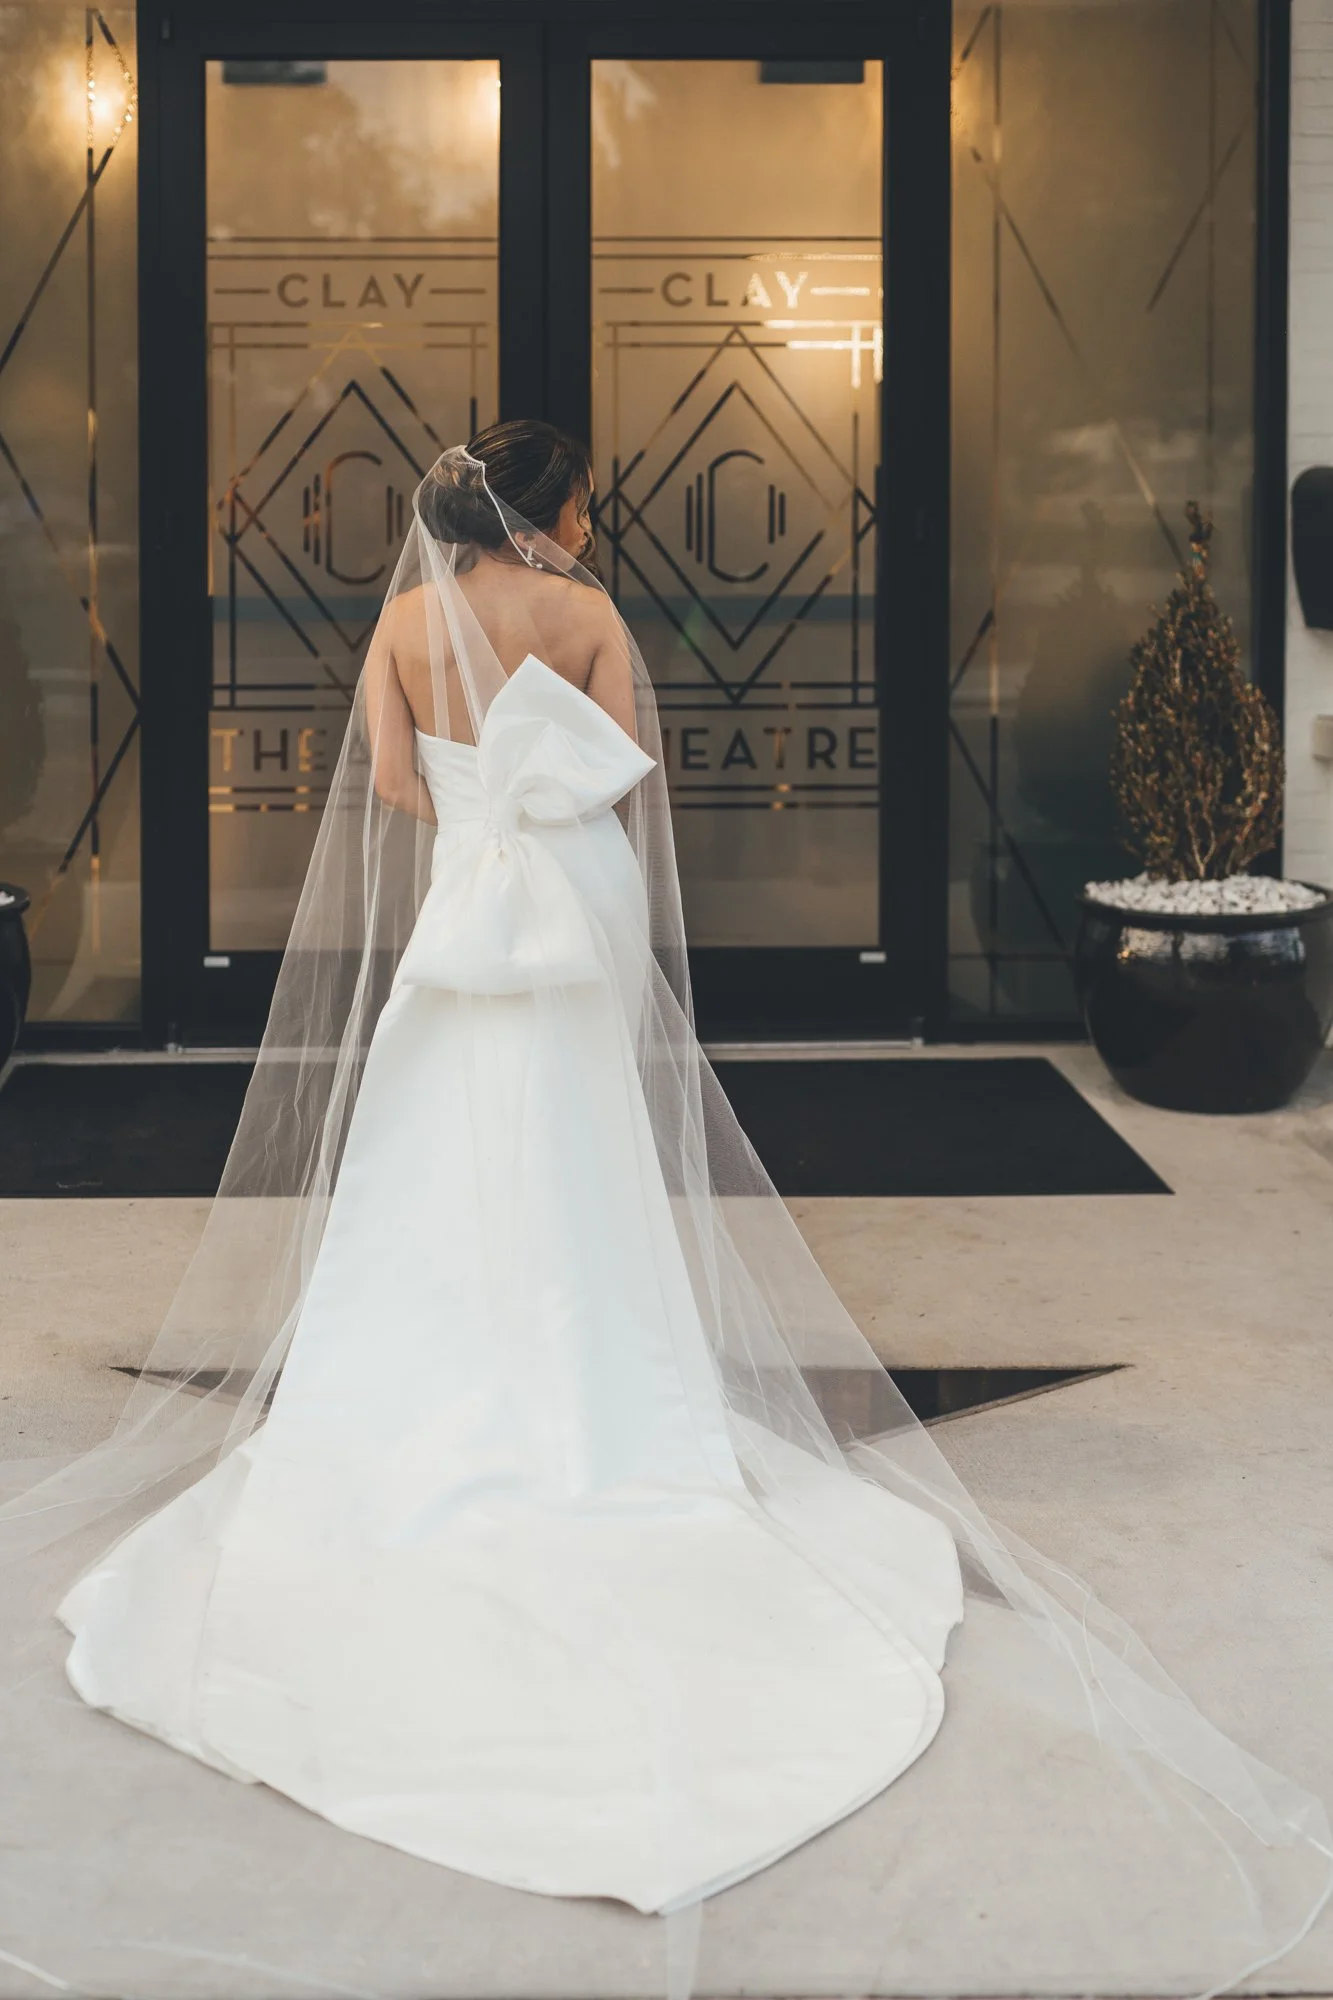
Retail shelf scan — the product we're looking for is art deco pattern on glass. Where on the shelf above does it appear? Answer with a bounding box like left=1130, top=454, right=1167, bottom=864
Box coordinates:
left=949, top=0, right=1258, bottom=1023
left=0, top=5, right=139, bottom=1025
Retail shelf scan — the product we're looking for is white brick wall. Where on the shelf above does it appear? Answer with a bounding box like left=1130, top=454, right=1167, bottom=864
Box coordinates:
left=1285, top=0, right=1333, bottom=887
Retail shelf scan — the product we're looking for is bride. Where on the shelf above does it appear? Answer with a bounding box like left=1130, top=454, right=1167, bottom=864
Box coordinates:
left=2, top=426, right=1330, bottom=1996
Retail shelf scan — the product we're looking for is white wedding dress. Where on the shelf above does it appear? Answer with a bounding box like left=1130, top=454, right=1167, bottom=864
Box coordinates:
left=59, top=656, right=965, bottom=1912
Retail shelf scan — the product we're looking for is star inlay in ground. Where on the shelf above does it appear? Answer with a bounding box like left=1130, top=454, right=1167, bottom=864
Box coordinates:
left=116, top=1360, right=1124, bottom=1432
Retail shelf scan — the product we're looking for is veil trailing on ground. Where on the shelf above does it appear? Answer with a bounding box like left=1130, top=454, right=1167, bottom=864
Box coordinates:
left=0, top=447, right=1329, bottom=2000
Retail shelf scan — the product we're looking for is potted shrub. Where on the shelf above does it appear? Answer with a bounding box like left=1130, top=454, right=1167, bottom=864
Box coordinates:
left=1075, top=503, right=1333, bottom=1113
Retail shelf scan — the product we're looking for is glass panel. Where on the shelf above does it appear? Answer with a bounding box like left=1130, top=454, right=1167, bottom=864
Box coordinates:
left=207, top=58, right=500, bottom=952
left=591, top=59, right=883, bottom=948
left=949, top=0, right=1258, bottom=1023
left=0, top=3, right=140, bottom=1024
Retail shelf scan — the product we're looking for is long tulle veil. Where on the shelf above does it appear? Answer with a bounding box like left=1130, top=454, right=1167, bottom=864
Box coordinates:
left=0, top=446, right=1329, bottom=1999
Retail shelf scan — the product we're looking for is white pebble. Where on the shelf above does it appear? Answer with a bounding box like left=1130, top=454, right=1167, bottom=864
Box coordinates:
left=1084, top=873, right=1325, bottom=917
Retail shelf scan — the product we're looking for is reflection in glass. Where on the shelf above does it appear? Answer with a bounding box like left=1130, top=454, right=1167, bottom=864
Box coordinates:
left=592, top=60, right=883, bottom=948
left=207, top=59, right=500, bottom=951
left=949, top=0, right=1258, bottom=1022
left=0, top=4, right=140, bottom=1024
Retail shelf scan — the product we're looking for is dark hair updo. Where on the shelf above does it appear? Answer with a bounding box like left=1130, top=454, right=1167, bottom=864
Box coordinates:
left=418, top=419, right=592, bottom=550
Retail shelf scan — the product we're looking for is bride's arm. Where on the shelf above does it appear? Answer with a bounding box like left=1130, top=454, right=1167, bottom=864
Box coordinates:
left=582, top=600, right=638, bottom=741
left=363, top=611, right=437, bottom=825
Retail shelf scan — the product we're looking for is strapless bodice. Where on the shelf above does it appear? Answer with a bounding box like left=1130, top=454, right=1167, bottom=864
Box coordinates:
left=411, top=732, right=483, bottom=823
left=411, top=654, right=653, bottom=834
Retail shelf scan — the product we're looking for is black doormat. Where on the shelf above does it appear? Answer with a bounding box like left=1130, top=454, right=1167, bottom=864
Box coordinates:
left=710, top=1057, right=1169, bottom=1197
left=0, top=1055, right=1168, bottom=1199
left=0, top=1061, right=252, bottom=1197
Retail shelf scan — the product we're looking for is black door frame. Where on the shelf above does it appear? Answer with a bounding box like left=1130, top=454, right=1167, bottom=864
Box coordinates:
left=136, top=0, right=951, bottom=1047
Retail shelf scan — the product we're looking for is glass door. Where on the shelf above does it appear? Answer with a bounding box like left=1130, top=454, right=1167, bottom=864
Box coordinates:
left=565, top=21, right=944, bottom=1039
left=138, top=14, right=540, bottom=1045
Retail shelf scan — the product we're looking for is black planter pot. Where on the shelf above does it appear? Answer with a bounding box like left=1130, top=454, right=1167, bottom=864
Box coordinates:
left=1075, top=887, right=1333, bottom=1113
left=0, top=883, right=31, bottom=1067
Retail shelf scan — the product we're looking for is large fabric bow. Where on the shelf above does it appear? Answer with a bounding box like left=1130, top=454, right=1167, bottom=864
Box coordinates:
left=395, top=655, right=655, bottom=997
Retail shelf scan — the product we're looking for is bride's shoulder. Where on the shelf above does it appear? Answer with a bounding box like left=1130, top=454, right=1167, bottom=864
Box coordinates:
left=380, top=582, right=429, bottom=637
left=539, top=568, right=620, bottom=635
left=548, top=576, right=627, bottom=671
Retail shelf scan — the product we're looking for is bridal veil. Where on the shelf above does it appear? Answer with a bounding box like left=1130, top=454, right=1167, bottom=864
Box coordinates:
left=0, top=446, right=1328, bottom=2000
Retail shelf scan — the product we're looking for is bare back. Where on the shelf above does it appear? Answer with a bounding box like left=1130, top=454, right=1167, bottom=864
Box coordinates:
left=388, top=556, right=634, bottom=744
left=362, top=547, right=638, bottom=823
